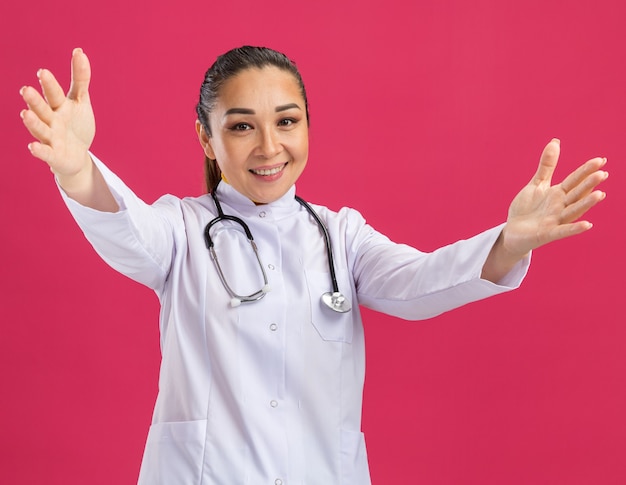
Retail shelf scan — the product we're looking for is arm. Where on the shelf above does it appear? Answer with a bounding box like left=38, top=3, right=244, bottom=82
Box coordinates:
left=481, top=139, right=608, bottom=283
left=59, top=154, right=179, bottom=291
left=20, top=48, right=118, bottom=212
left=21, top=49, right=176, bottom=291
left=348, top=210, right=529, bottom=321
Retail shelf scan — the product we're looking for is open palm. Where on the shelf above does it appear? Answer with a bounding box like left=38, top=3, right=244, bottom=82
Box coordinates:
left=502, top=139, right=608, bottom=259
left=20, top=48, right=94, bottom=177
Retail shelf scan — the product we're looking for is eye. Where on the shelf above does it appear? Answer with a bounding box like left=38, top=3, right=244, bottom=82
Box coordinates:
left=230, top=122, right=252, bottom=131
left=278, top=118, right=296, bottom=127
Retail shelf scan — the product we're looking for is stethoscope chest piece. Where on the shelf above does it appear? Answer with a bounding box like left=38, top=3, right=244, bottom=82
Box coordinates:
left=322, top=291, right=351, bottom=313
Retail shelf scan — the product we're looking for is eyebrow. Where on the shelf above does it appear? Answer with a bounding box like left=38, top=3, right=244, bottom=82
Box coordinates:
left=276, top=103, right=301, bottom=113
left=223, top=103, right=302, bottom=117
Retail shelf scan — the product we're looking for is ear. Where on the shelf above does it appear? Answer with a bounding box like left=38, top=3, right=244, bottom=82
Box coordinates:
left=195, top=120, right=217, bottom=160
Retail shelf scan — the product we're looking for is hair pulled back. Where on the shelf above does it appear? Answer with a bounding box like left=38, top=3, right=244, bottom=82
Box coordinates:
left=196, top=46, right=309, bottom=191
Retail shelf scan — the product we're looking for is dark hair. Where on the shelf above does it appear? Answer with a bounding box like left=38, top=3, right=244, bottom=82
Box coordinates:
left=196, top=46, right=310, bottom=191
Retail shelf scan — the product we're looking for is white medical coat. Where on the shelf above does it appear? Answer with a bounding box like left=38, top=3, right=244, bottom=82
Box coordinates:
left=61, top=155, right=529, bottom=485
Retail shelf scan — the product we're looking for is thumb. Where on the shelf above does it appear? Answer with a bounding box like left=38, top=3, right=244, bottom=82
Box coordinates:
left=67, top=48, right=91, bottom=102
left=532, top=138, right=560, bottom=185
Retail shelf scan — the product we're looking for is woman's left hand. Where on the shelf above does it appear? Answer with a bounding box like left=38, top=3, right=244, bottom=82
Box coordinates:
left=482, top=138, right=608, bottom=282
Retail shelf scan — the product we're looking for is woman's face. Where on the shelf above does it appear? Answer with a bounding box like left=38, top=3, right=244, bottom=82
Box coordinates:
left=198, top=66, right=309, bottom=204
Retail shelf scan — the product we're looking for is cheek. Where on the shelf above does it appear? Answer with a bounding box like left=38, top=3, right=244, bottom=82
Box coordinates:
left=292, top=132, right=309, bottom=158
left=216, top=143, right=252, bottom=178
left=214, top=138, right=241, bottom=163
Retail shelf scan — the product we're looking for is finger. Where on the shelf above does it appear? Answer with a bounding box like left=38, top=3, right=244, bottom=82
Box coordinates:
left=547, top=220, right=594, bottom=243
left=38, top=68, right=66, bottom=110
left=561, top=156, right=607, bottom=193
left=20, top=108, right=53, bottom=144
left=67, top=48, right=91, bottom=102
left=26, top=140, right=56, bottom=165
left=561, top=189, right=606, bottom=223
left=531, top=138, right=560, bottom=186
left=564, top=168, right=609, bottom=206
left=20, top=85, right=54, bottom=125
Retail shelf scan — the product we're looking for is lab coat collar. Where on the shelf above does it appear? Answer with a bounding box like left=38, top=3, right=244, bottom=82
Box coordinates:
left=214, top=182, right=300, bottom=220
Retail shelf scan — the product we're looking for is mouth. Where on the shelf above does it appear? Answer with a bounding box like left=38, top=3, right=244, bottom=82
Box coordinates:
left=249, top=162, right=287, bottom=176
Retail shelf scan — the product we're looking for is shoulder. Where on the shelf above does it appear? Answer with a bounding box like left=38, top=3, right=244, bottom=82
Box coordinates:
left=307, top=202, right=366, bottom=226
left=147, top=194, right=216, bottom=232
left=153, top=193, right=213, bottom=212
left=304, top=201, right=378, bottom=244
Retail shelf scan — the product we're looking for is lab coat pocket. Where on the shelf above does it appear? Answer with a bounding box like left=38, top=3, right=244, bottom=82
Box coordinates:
left=304, top=269, right=353, bottom=343
left=137, top=419, right=207, bottom=485
left=340, top=428, right=372, bottom=485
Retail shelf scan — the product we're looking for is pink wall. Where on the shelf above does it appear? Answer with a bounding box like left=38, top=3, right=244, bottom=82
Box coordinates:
left=2, top=0, right=625, bottom=483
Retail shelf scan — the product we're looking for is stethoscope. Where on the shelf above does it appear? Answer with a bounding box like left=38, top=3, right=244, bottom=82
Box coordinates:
left=203, top=183, right=352, bottom=313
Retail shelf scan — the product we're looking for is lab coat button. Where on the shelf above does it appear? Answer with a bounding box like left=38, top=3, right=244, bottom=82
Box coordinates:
left=270, top=400, right=278, bottom=408
left=269, top=323, right=278, bottom=331
left=275, top=479, right=283, bottom=485
left=259, top=211, right=267, bottom=218
left=268, top=263, right=275, bottom=270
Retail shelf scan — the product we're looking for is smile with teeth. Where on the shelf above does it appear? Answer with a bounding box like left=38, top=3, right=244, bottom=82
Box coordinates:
left=250, top=163, right=287, bottom=176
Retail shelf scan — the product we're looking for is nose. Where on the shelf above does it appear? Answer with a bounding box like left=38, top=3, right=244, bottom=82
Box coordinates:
left=257, top=126, right=282, bottom=159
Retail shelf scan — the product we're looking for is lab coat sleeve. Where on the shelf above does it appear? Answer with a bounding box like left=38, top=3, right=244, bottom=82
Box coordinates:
left=348, top=209, right=530, bottom=320
left=57, top=153, right=180, bottom=292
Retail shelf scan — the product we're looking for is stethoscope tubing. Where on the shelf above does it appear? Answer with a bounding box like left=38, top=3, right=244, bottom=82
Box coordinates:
left=294, top=195, right=340, bottom=295
left=204, top=182, right=350, bottom=312
left=204, top=189, right=270, bottom=304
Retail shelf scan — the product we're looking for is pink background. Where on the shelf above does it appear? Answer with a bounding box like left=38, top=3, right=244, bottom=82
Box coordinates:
left=2, top=0, right=625, bottom=483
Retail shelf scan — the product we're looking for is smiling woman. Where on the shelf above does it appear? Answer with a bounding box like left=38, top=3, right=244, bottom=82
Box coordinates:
left=195, top=46, right=310, bottom=198
left=18, top=45, right=607, bottom=484
left=196, top=66, right=309, bottom=204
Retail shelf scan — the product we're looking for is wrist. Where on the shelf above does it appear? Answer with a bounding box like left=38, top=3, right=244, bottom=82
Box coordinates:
left=55, top=152, right=119, bottom=213
left=55, top=152, right=94, bottom=196
left=499, top=224, right=531, bottom=264
left=481, top=228, right=528, bottom=283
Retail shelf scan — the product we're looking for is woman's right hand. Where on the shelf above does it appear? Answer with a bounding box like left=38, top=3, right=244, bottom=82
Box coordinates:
left=20, top=47, right=95, bottom=178
left=20, top=48, right=118, bottom=212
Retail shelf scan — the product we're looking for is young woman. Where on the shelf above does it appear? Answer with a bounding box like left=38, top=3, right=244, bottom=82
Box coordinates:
left=20, top=46, right=607, bottom=484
